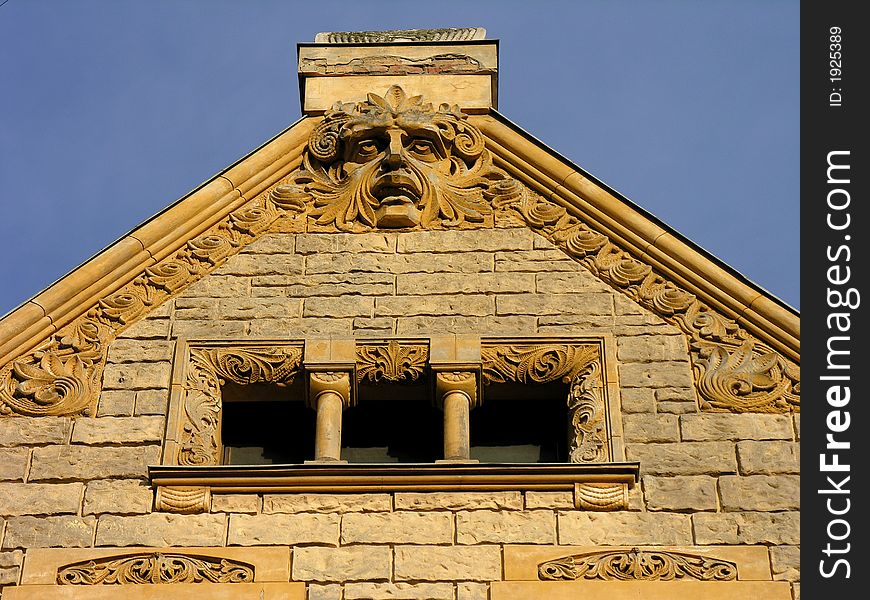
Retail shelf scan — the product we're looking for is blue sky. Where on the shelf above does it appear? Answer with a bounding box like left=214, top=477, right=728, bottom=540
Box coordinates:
left=0, top=0, right=799, bottom=316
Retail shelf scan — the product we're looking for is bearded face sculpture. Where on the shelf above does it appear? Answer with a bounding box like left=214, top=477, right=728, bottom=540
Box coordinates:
left=285, top=85, right=522, bottom=230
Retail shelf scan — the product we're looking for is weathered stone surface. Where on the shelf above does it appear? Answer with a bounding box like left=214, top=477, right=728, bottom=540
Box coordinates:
left=397, top=316, right=536, bottom=336
left=101, top=361, right=172, bottom=390
left=211, top=494, right=261, bottom=514
left=456, top=510, right=555, bottom=544
left=719, top=475, right=800, bottom=511
left=214, top=253, right=303, bottom=276
left=296, top=232, right=395, bottom=254
left=618, top=362, right=694, bottom=389
left=116, top=316, right=171, bottom=339
left=303, top=296, right=374, bottom=318
left=96, top=513, right=226, bottom=546
left=341, top=512, right=453, bottom=544
left=558, top=512, right=693, bottom=545
left=308, top=584, right=343, bottom=600
left=657, top=401, right=699, bottom=414
left=71, top=416, right=165, bottom=445
left=524, top=491, right=573, bottom=509
left=83, top=480, right=153, bottom=515
left=0, top=550, right=23, bottom=586
left=0, top=448, right=28, bottom=481
left=495, top=249, right=577, bottom=272
left=29, top=445, right=160, bottom=481
left=0, top=482, right=83, bottom=516
left=616, top=335, right=687, bottom=362
left=344, top=583, right=454, bottom=600
left=397, top=229, right=532, bottom=253
left=395, top=492, right=522, bottom=511
left=794, top=414, right=800, bottom=440
left=174, top=298, right=217, bottom=320
left=376, top=295, right=493, bottom=317
left=171, top=319, right=247, bottom=338
left=693, top=511, right=800, bottom=544
left=626, top=442, right=736, bottom=475
left=227, top=513, right=339, bottom=546
left=134, top=390, right=169, bottom=415
left=181, top=275, right=249, bottom=298
left=3, top=516, right=95, bottom=549
left=292, top=546, right=391, bottom=582
left=771, top=545, right=800, bottom=581
left=642, top=476, right=718, bottom=511
left=394, top=545, right=501, bottom=581
left=534, top=272, right=612, bottom=294
left=106, top=339, right=173, bottom=364
left=264, top=493, right=391, bottom=514
left=96, top=390, right=135, bottom=416
left=496, top=293, right=613, bottom=316
left=216, top=298, right=302, bottom=320
left=622, top=414, right=679, bottom=443
left=456, top=582, right=489, bottom=600
left=737, top=441, right=800, bottom=474
left=239, top=232, right=295, bottom=254
left=681, top=414, right=794, bottom=441
left=254, top=273, right=395, bottom=297
left=619, top=388, right=656, bottom=414
left=306, top=252, right=493, bottom=275
left=0, top=417, right=71, bottom=446
left=397, top=273, right=534, bottom=295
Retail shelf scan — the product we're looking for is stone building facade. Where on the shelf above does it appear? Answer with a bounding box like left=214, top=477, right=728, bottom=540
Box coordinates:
left=0, top=29, right=799, bottom=600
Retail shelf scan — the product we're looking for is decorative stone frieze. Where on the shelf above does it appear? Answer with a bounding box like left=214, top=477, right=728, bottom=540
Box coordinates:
left=537, top=548, right=737, bottom=581
left=356, top=341, right=428, bottom=383
left=0, top=85, right=799, bottom=417
left=57, top=551, right=254, bottom=585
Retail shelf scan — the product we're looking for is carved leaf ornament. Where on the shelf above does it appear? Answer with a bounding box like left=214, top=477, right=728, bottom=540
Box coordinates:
left=538, top=548, right=738, bottom=582
left=57, top=552, right=254, bottom=585
left=357, top=341, right=428, bottom=382
left=0, top=85, right=798, bottom=417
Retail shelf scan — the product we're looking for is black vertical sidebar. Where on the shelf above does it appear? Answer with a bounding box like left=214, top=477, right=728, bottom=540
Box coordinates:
left=801, top=2, right=868, bottom=598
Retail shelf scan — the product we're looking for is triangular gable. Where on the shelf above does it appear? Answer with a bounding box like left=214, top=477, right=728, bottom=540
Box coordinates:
left=0, top=86, right=798, bottom=418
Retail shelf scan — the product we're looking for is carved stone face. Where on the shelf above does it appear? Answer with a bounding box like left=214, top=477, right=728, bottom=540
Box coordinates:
left=290, top=85, right=521, bottom=231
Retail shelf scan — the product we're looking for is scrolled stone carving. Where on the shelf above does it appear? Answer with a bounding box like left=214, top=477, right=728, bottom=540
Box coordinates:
left=178, top=346, right=303, bottom=466
left=538, top=548, right=738, bottom=581
left=499, top=190, right=800, bottom=413
left=480, top=344, right=598, bottom=385
left=154, top=486, right=211, bottom=514
left=287, top=85, right=522, bottom=231
left=573, top=482, right=628, bottom=511
left=57, top=551, right=254, bottom=585
left=568, top=361, right=609, bottom=463
left=357, top=341, right=428, bottom=382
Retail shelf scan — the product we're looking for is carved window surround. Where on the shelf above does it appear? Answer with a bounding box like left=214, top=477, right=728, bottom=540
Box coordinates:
left=155, top=335, right=635, bottom=513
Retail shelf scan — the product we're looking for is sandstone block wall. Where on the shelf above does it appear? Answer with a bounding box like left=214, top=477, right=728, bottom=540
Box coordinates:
left=0, top=227, right=799, bottom=599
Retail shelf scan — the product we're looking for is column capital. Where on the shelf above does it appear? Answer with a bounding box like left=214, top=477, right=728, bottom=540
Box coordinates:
left=434, top=371, right=481, bottom=410
left=308, top=371, right=354, bottom=409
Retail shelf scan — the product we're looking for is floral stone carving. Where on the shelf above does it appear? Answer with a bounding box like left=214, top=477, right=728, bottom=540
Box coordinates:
left=538, top=548, right=738, bottom=582
left=495, top=191, right=800, bottom=413
left=178, top=346, right=303, bottom=466
left=0, top=85, right=799, bottom=417
left=357, top=341, right=428, bottom=383
left=57, top=552, right=254, bottom=585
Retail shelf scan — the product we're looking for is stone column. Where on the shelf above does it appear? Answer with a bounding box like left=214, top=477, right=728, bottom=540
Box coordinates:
left=309, top=372, right=352, bottom=462
left=304, top=338, right=356, bottom=464
left=435, top=371, right=479, bottom=462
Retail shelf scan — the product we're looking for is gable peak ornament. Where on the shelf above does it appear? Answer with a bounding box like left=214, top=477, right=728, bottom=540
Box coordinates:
left=275, top=85, right=521, bottom=231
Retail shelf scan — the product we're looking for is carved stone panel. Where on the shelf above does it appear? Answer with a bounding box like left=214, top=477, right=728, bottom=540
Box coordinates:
left=57, top=552, right=255, bottom=585
left=537, top=548, right=738, bottom=581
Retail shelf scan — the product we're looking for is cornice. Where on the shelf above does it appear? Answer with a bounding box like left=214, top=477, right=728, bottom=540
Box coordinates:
left=471, top=113, right=799, bottom=363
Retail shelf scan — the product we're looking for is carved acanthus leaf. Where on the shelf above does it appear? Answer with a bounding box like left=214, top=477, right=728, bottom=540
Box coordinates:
left=192, top=346, right=303, bottom=386
left=481, top=344, right=598, bottom=385
left=57, top=552, right=254, bottom=585
left=502, top=191, right=800, bottom=413
left=357, top=341, right=428, bottom=382
left=538, top=548, right=738, bottom=582
left=568, top=361, right=609, bottom=463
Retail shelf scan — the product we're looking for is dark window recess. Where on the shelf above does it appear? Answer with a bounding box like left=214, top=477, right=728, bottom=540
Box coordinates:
left=342, top=383, right=442, bottom=463
left=470, top=382, right=570, bottom=463
left=221, top=383, right=314, bottom=465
